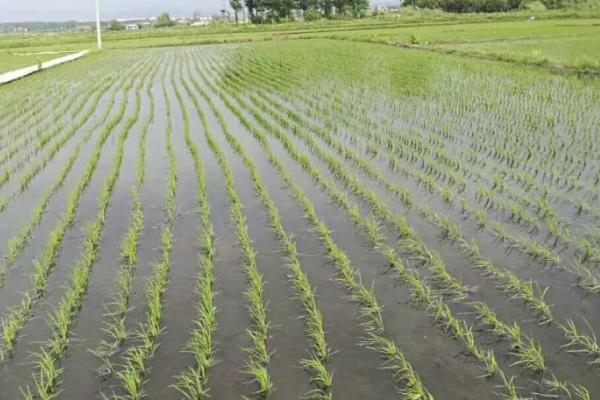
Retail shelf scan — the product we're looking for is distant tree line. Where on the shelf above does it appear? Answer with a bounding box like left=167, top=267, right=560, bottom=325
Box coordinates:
left=231, top=0, right=370, bottom=21
left=403, top=0, right=581, bottom=12
left=0, top=21, right=80, bottom=33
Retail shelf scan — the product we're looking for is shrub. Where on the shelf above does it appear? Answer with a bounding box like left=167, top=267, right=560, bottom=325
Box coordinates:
left=522, top=0, right=548, bottom=9
left=304, top=9, right=322, bottom=21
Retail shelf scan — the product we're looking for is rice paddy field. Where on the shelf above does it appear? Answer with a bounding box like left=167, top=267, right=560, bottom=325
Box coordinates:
left=1, top=26, right=600, bottom=400
left=0, top=55, right=56, bottom=74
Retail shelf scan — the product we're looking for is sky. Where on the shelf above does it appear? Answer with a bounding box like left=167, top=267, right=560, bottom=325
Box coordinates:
left=0, top=0, right=225, bottom=22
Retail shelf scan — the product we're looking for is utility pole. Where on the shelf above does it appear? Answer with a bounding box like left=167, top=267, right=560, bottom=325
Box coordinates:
left=95, top=0, right=102, bottom=50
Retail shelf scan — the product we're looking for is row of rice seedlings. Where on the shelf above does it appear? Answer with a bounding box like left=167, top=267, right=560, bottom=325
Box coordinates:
left=207, top=56, right=465, bottom=299
left=226, top=59, right=582, bottom=328
left=341, top=81, right=600, bottom=257
left=241, top=53, right=600, bottom=379
left=0, top=90, right=53, bottom=137
left=472, top=303, right=545, bottom=372
left=0, top=74, right=107, bottom=190
left=559, top=319, right=600, bottom=368
left=169, top=68, right=218, bottom=400
left=20, top=63, right=147, bottom=400
left=17, top=76, right=114, bottom=192
left=241, top=66, right=600, bottom=376
left=0, top=86, right=117, bottom=269
left=0, top=60, right=148, bottom=362
left=274, top=90, right=556, bottom=315
left=214, top=54, right=511, bottom=369
left=202, top=54, right=592, bottom=394
left=196, top=55, right=534, bottom=397
left=198, top=94, right=273, bottom=400
left=104, top=67, right=178, bottom=400
left=278, top=70, right=546, bottom=224
left=0, top=146, right=81, bottom=284
left=0, top=69, right=130, bottom=286
left=241, top=55, right=599, bottom=264
left=6, top=59, right=120, bottom=142
left=0, top=66, right=85, bottom=141
left=267, top=75, right=559, bottom=241
left=179, top=69, right=332, bottom=399
left=471, top=303, right=591, bottom=398
left=0, top=92, right=53, bottom=139
left=243, top=48, right=596, bottom=211
left=189, top=54, right=432, bottom=400
left=250, top=67, right=563, bottom=311
left=0, top=85, right=71, bottom=168
left=251, top=61, right=599, bottom=291
left=90, top=59, right=160, bottom=364
left=0, top=88, right=72, bottom=186
left=0, top=92, right=54, bottom=141
left=0, top=67, right=125, bottom=220
left=243, top=60, right=600, bottom=302
left=227, top=57, right=554, bottom=319
left=485, top=223, right=600, bottom=294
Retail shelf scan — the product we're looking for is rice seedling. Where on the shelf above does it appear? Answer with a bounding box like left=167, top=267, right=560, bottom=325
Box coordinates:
left=238, top=51, right=600, bottom=289
left=103, top=62, right=179, bottom=400
left=201, top=123, right=273, bottom=399
left=19, top=61, right=152, bottom=399
left=92, top=60, right=159, bottom=363
left=560, top=319, right=600, bottom=366
left=189, top=55, right=434, bottom=399
left=167, top=71, right=217, bottom=399
left=1, top=33, right=599, bottom=400
left=200, top=50, right=596, bottom=397
left=180, top=67, right=333, bottom=398
left=0, top=78, right=135, bottom=360
left=228, top=55, right=600, bottom=370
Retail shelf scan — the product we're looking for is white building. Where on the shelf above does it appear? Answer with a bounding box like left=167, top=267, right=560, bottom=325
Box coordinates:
left=125, top=24, right=139, bottom=30
left=191, top=16, right=213, bottom=27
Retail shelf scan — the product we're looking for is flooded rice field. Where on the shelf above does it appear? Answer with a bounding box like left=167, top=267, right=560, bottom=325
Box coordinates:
left=0, top=41, right=599, bottom=400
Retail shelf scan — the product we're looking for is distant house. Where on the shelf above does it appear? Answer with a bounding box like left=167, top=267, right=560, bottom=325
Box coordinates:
left=191, top=16, right=213, bottom=27
left=14, top=26, right=29, bottom=33
left=75, top=24, right=93, bottom=32
left=117, top=17, right=154, bottom=28
left=374, top=4, right=401, bottom=12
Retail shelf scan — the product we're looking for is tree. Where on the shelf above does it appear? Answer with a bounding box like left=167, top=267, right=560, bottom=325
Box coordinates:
left=107, top=20, right=125, bottom=31
left=231, top=0, right=243, bottom=22
left=155, top=12, right=175, bottom=28
left=351, top=0, right=369, bottom=16
left=242, top=0, right=370, bottom=22
left=245, top=0, right=257, bottom=17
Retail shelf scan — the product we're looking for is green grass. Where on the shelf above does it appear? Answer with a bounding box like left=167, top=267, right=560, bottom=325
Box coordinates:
left=1, top=10, right=599, bottom=73
left=436, top=34, right=600, bottom=69
left=0, top=53, right=59, bottom=74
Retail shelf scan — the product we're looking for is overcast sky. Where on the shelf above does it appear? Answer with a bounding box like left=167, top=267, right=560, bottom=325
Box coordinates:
left=0, top=0, right=225, bottom=22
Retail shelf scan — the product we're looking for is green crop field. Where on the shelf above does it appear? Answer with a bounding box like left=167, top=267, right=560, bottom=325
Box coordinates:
left=0, top=53, right=64, bottom=75
left=0, top=11, right=599, bottom=400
